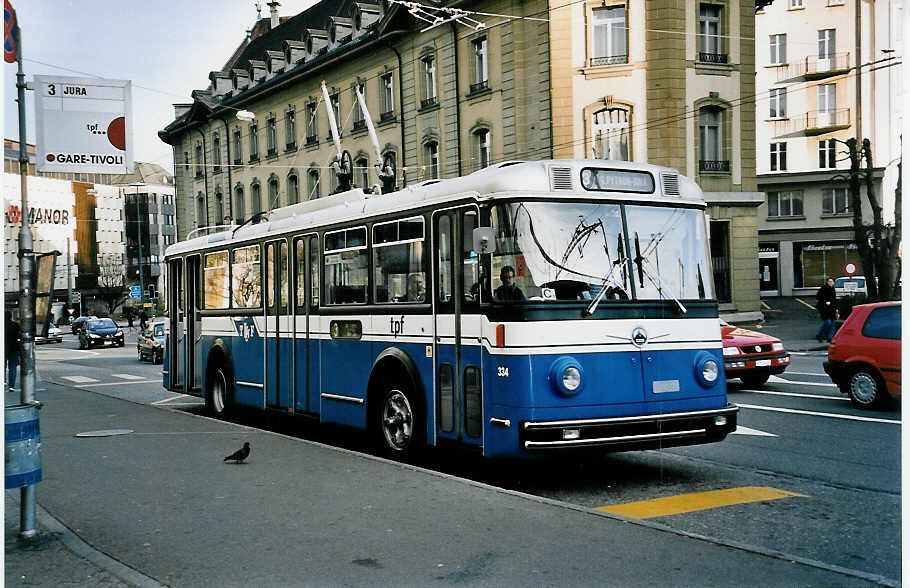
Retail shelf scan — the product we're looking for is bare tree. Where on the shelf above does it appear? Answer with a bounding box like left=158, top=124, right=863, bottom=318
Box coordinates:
left=96, top=255, right=129, bottom=316
left=846, top=137, right=901, bottom=300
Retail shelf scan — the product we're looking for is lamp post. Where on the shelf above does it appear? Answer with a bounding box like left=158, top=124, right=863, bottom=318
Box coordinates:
left=129, top=183, right=146, bottom=306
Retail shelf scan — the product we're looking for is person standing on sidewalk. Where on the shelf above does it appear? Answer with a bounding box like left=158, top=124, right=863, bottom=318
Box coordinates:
left=5, top=310, right=21, bottom=392
left=815, top=277, right=837, bottom=342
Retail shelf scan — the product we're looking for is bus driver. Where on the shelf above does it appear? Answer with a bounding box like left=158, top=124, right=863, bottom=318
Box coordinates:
left=494, top=265, right=526, bottom=302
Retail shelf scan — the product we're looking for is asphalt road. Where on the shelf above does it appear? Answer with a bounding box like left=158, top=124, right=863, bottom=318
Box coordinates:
left=30, top=333, right=901, bottom=585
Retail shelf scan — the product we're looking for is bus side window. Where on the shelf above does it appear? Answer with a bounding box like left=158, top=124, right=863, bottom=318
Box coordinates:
left=462, top=210, right=479, bottom=304
left=438, top=216, right=452, bottom=303
left=295, top=238, right=306, bottom=310
left=308, top=235, right=319, bottom=311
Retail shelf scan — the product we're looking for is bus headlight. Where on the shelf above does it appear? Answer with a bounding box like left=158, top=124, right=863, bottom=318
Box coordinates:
left=694, top=351, right=721, bottom=387
left=549, top=357, right=585, bottom=396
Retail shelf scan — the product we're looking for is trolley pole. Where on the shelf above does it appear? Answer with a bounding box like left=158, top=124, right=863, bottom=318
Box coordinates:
left=14, top=28, right=39, bottom=539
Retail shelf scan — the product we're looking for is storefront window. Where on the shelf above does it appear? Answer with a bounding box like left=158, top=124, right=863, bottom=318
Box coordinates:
left=792, top=241, right=859, bottom=288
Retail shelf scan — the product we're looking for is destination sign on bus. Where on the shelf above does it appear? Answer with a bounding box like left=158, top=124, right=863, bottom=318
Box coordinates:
left=580, top=168, right=654, bottom=194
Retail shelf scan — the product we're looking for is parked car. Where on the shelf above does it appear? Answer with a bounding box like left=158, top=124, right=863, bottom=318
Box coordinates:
left=824, top=301, right=901, bottom=408
left=36, top=323, right=64, bottom=344
left=70, top=315, right=98, bottom=334
left=78, top=318, right=124, bottom=349
left=137, top=320, right=167, bottom=364
left=834, top=276, right=867, bottom=298
left=720, top=319, right=790, bottom=387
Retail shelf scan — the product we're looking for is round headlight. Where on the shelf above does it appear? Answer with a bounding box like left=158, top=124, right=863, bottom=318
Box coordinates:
left=562, top=366, right=581, bottom=391
left=702, top=359, right=719, bottom=383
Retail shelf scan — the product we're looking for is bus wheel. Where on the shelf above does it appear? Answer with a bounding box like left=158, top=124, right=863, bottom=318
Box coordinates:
left=207, top=365, right=232, bottom=418
left=376, top=384, right=423, bottom=459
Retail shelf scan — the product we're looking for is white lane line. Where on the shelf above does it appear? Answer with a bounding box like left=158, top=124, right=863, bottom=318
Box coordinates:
left=738, top=389, right=849, bottom=402
left=151, top=394, right=191, bottom=405
left=63, top=375, right=98, bottom=384
left=73, top=379, right=161, bottom=388
left=768, top=375, right=836, bottom=388
left=782, top=371, right=828, bottom=377
left=737, top=403, right=901, bottom=425
left=111, top=373, right=146, bottom=380
left=731, top=425, right=777, bottom=437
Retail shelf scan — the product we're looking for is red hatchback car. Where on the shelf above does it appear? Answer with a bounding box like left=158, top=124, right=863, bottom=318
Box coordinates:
left=721, top=320, right=790, bottom=387
left=824, top=301, right=901, bottom=408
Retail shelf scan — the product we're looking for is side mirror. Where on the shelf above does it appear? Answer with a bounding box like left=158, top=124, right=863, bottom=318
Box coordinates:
left=472, top=227, right=496, bottom=254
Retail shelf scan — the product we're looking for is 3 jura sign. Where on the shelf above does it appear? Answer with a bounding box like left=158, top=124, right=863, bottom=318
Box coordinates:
left=34, top=75, right=133, bottom=174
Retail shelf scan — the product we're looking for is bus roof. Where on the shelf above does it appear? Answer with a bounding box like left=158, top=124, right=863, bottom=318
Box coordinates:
left=166, top=159, right=705, bottom=258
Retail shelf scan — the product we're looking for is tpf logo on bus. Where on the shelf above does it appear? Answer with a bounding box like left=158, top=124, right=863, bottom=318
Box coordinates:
left=234, top=318, right=260, bottom=342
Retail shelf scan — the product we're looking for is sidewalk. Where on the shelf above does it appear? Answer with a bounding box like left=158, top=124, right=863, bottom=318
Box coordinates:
left=5, top=383, right=884, bottom=587
left=728, top=297, right=833, bottom=353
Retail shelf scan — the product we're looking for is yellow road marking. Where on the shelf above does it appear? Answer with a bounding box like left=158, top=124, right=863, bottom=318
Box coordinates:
left=761, top=300, right=772, bottom=310
left=596, top=486, right=807, bottom=519
left=795, top=297, right=817, bottom=310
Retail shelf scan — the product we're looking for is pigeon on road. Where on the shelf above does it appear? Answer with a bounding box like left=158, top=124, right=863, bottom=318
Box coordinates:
left=224, top=442, right=251, bottom=463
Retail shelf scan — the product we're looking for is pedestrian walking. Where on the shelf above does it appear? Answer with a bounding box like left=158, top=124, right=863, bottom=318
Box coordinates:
left=139, top=309, right=148, bottom=330
left=815, top=277, right=837, bottom=342
left=5, top=310, right=21, bottom=392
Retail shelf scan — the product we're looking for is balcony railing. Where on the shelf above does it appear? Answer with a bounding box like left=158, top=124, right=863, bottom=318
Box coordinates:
left=233, top=158, right=242, bottom=166
left=380, top=111, right=396, bottom=122
left=305, top=135, right=318, bottom=146
left=285, top=142, right=297, bottom=151
left=420, top=97, right=438, bottom=109
left=352, top=119, right=366, bottom=132
left=698, top=52, right=728, bottom=64
left=266, top=147, right=277, bottom=158
left=589, top=54, right=627, bottom=66
left=469, top=80, right=489, bottom=94
left=699, top=160, right=731, bottom=173
left=776, top=52, right=851, bottom=83
left=773, top=108, right=851, bottom=137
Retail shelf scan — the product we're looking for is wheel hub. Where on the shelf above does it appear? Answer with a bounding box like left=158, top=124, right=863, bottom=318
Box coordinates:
left=851, top=372, right=877, bottom=405
left=381, top=391, right=413, bottom=450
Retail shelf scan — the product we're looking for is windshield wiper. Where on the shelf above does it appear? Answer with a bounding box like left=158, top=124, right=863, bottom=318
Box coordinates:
left=583, top=254, right=630, bottom=317
left=633, top=232, right=687, bottom=315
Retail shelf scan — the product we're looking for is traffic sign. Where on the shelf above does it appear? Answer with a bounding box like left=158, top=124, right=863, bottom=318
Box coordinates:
left=71, top=291, right=81, bottom=304
left=844, top=262, right=857, bottom=276
left=130, top=285, right=141, bottom=298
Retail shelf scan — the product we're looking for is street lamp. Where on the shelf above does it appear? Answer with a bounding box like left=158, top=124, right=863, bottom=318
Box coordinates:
left=129, top=182, right=146, bottom=307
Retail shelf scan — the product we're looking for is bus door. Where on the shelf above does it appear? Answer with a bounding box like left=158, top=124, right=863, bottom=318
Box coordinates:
left=265, top=239, right=290, bottom=409
left=293, top=234, right=320, bottom=414
left=433, top=207, right=483, bottom=445
left=168, top=258, right=184, bottom=391
left=186, top=255, right=202, bottom=394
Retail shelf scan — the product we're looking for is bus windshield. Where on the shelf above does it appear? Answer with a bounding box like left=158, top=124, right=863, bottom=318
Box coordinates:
left=488, top=202, right=713, bottom=302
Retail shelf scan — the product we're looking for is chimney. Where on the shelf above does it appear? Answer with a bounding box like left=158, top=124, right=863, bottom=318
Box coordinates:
left=268, top=1, right=280, bottom=29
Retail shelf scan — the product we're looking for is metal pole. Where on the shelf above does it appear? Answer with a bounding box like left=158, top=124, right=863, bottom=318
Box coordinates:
left=137, top=192, right=144, bottom=305
left=15, top=30, right=38, bottom=540
left=66, top=237, right=72, bottom=308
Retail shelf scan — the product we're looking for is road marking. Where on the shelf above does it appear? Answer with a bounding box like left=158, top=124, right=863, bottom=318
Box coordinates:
left=62, top=375, right=98, bottom=384
left=596, top=486, right=806, bottom=519
left=769, top=375, right=836, bottom=387
left=795, top=297, right=816, bottom=310
left=731, top=426, right=777, bottom=437
left=783, top=371, right=828, bottom=376
left=111, top=373, right=146, bottom=380
left=739, top=389, right=848, bottom=402
left=151, top=394, right=191, bottom=405
left=737, top=403, right=901, bottom=424
left=73, top=379, right=161, bottom=388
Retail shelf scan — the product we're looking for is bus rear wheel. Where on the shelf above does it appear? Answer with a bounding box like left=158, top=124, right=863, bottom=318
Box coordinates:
left=375, top=383, right=424, bottom=459
left=207, top=365, right=233, bottom=418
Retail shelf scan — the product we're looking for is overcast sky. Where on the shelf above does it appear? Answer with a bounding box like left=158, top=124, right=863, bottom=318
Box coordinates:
left=4, top=0, right=318, bottom=171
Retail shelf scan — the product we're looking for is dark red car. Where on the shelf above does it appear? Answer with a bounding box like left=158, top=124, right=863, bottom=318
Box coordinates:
left=824, top=301, right=901, bottom=408
left=721, top=320, right=790, bottom=387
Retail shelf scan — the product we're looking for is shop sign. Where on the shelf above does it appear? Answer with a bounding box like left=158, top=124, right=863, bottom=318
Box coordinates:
left=6, top=204, right=71, bottom=225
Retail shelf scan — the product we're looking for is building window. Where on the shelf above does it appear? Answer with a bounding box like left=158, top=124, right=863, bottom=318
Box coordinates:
left=233, top=128, right=242, bottom=165
left=353, top=84, right=366, bottom=130
left=305, top=101, right=318, bottom=144
left=355, top=157, right=369, bottom=188
left=823, top=187, right=850, bottom=215
left=474, top=129, right=491, bottom=170
left=380, top=74, right=394, bottom=120
left=424, top=141, right=439, bottom=179
left=215, top=191, right=224, bottom=222
left=767, top=190, right=804, bottom=218
left=194, top=143, right=203, bottom=178
left=196, top=195, right=206, bottom=226
left=251, top=182, right=261, bottom=213
left=591, top=5, right=627, bottom=66
left=212, top=133, right=221, bottom=173
left=819, top=139, right=837, bottom=168
left=770, top=142, right=787, bottom=171
left=698, top=106, right=728, bottom=171
left=421, top=56, right=437, bottom=107
left=769, top=34, right=787, bottom=65
left=249, top=123, right=259, bottom=161
left=266, top=114, right=277, bottom=157
left=817, top=84, right=836, bottom=126
left=330, top=92, right=342, bottom=133
left=184, top=151, right=190, bottom=171
left=789, top=0, right=804, bottom=8
left=288, top=173, right=299, bottom=204
left=818, top=29, right=835, bottom=70
left=698, top=4, right=726, bottom=63
left=234, top=186, right=245, bottom=221
left=592, top=106, right=630, bottom=161
left=307, top=169, right=320, bottom=199
left=769, top=88, right=787, bottom=118
left=471, top=37, right=488, bottom=92
left=268, top=177, right=279, bottom=209
left=792, top=241, right=858, bottom=288
left=285, top=106, right=296, bottom=150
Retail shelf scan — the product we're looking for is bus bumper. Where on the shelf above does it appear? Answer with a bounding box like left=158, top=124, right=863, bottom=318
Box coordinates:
left=518, top=404, right=738, bottom=451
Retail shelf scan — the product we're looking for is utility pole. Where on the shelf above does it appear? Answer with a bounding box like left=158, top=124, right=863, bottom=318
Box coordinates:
left=66, top=237, right=72, bottom=309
